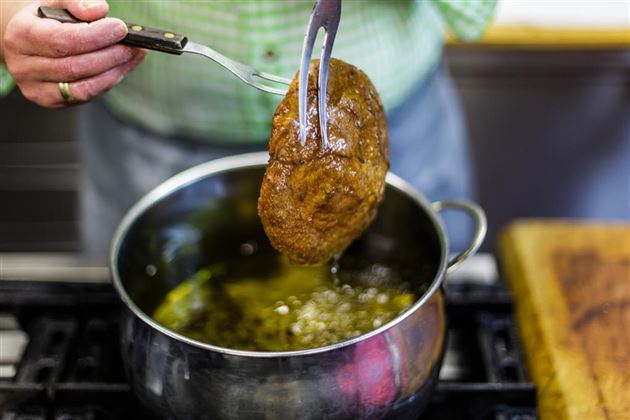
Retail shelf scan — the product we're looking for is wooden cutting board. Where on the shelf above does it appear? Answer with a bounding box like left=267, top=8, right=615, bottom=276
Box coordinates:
left=499, top=220, right=630, bottom=420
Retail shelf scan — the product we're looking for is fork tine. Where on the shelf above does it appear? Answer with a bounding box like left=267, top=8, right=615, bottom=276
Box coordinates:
left=250, top=83, right=289, bottom=96
left=318, top=32, right=333, bottom=150
left=317, top=6, right=340, bottom=151
left=254, top=71, right=292, bottom=85
left=250, top=71, right=291, bottom=95
left=298, top=20, right=318, bottom=146
left=298, top=0, right=341, bottom=148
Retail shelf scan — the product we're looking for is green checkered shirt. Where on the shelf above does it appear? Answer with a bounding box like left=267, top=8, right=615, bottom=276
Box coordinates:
left=1, top=0, right=496, bottom=143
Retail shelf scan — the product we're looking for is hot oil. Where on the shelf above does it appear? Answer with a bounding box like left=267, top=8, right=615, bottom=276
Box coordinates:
left=152, top=250, right=417, bottom=351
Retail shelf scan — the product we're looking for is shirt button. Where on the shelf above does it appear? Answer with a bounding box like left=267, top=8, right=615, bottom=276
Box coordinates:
left=264, top=47, right=277, bottom=62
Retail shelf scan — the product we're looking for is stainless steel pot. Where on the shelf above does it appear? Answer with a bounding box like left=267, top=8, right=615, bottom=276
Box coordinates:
left=110, top=152, right=486, bottom=419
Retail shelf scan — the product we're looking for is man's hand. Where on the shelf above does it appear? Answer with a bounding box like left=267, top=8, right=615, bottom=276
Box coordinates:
left=3, top=0, right=145, bottom=108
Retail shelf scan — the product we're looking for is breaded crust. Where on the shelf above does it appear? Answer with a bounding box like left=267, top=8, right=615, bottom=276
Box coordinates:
left=258, top=58, right=389, bottom=264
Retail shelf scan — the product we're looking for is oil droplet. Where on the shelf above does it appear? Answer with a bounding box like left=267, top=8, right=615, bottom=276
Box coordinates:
left=145, top=265, right=157, bottom=276
left=239, top=240, right=258, bottom=256
left=275, top=304, right=289, bottom=315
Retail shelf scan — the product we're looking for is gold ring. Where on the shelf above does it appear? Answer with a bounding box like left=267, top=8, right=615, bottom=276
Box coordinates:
left=58, top=82, right=76, bottom=104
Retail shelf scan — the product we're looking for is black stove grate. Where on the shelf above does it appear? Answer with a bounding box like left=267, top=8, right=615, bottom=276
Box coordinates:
left=0, top=280, right=536, bottom=420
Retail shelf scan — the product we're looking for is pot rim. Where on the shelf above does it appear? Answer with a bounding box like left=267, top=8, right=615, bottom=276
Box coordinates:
left=110, top=152, right=449, bottom=358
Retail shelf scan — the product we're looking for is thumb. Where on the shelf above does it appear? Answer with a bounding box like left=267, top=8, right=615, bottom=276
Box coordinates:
left=42, top=0, right=109, bottom=22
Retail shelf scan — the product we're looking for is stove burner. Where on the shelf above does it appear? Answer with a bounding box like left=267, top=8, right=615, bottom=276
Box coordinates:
left=0, top=255, right=536, bottom=419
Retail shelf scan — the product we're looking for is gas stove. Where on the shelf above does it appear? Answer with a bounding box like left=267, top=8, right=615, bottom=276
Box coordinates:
left=0, top=253, right=536, bottom=419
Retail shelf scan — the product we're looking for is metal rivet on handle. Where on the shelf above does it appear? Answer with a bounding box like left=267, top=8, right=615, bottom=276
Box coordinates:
left=164, top=32, right=175, bottom=39
left=131, top=25, right=143, bottom=31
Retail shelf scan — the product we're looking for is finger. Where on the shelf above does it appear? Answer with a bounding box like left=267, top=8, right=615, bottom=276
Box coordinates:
left=42, top=0, right=109, bottom=22
left=23, top=44, right=138, bottom=82
left=25, top=12, right=127, bottom=58
left=18, top=49, right=144, bottom=109
left=56, top=48, right=145, bottom=105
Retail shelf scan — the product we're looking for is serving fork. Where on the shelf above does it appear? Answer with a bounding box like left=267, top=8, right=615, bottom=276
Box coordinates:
left=39, top=0, right=341, bottom=150
left=38, top=6, right=291, bottom=96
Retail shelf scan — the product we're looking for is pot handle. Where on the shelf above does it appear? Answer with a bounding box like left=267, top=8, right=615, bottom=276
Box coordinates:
left=431, top=200, right=487, bottom=274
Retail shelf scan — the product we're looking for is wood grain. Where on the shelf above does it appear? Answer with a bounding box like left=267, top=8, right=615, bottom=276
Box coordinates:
left=499, top=220, right=630, bottom=420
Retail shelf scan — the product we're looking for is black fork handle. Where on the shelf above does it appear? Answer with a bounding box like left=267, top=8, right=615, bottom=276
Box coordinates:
left=37, top=6, right=187, bottom=55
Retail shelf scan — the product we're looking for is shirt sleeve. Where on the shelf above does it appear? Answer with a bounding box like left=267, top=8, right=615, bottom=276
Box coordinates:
left=0, top=64, right=15, bottom=97
left=431, top=0, right=498, bottom=42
